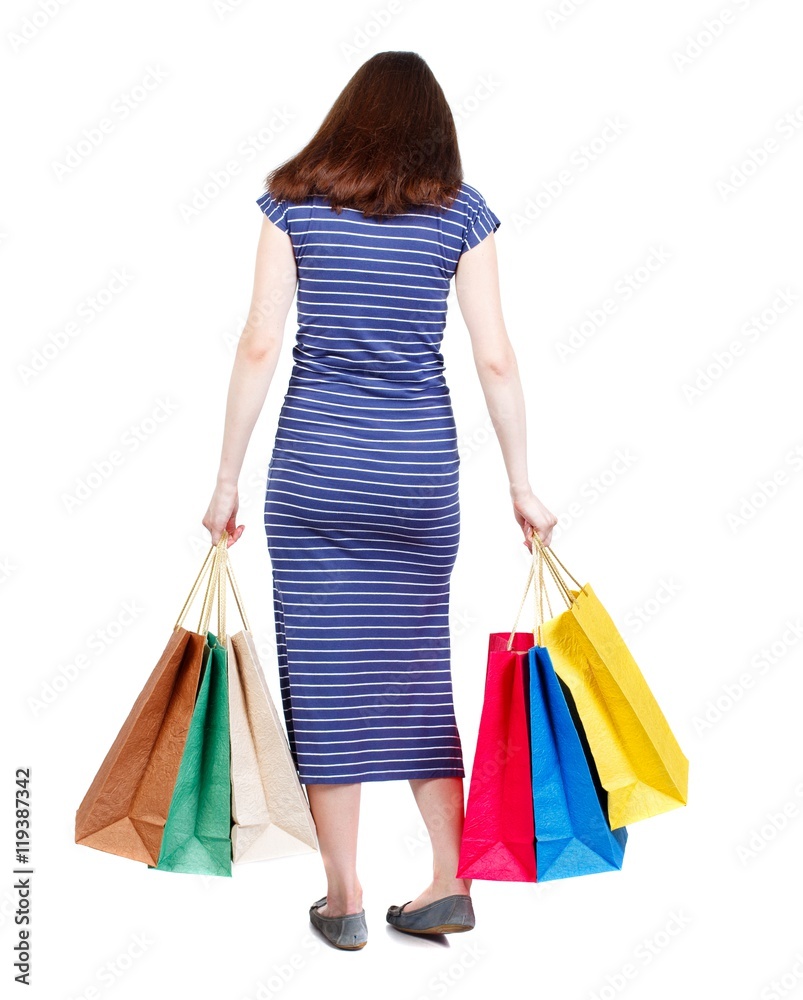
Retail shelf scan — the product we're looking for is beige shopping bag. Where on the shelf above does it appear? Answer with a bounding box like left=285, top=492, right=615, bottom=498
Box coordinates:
left=222, top=555, right=318, bottom=863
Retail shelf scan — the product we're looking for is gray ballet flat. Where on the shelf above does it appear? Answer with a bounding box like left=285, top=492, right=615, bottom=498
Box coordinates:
left=309, top=897, right=368, bottom=950
left=386, top=894, right=475, bottom=935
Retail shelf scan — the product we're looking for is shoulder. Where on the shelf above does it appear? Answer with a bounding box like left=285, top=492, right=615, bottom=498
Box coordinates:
left=459, top=181, right=484, bottom=203
left=256, top=189, right=295, bottom=232
left=256, top=189, right=352, bottom=232
left=455, top=182, right=491, bottom=215
left=455, top=181, right=501, bottom=252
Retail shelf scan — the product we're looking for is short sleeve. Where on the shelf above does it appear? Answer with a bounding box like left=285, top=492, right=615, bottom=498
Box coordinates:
left=256, top=189, right=291, bottom=233
left=461, top=187, right=501, bottom=253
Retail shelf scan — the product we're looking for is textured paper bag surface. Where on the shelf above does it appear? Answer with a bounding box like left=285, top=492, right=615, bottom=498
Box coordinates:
left=228, top=631, right=317, bottom=862
left=154, top=634, right=233, bottom=876
left=528, top=644, right=626, bottom=880
left=541, top=585, right=689, bottom=827
left=74, top=628, right=206, bottom=865
left=458, top=631, right=536, bottom=882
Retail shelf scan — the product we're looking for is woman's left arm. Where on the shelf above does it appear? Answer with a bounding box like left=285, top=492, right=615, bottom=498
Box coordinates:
left=202, top=217, right=297, bottom=545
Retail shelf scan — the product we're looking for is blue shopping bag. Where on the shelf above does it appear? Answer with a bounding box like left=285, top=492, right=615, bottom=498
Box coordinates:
left=528, top=644, right=627, bottom=880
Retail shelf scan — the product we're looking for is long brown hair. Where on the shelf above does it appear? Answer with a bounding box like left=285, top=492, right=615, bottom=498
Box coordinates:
left=263, top=51, right=463, bottom=219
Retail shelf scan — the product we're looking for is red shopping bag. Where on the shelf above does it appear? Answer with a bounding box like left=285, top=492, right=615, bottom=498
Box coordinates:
left=457, top=631, right=536, bottom=881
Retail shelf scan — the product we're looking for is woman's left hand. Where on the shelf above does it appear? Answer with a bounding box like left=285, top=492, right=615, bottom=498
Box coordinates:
left=202, top=480, right=244, bottom=546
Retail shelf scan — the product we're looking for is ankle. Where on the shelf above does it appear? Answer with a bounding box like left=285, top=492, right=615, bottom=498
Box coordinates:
left=326, top=895, right=363, bottom=915
left=431, top=874, right=471, bottom=895
left=325, top=880, right=363, bottom=914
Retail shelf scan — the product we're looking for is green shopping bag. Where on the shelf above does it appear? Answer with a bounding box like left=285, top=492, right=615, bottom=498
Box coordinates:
left=151, top=538, right=233, bottom=877
left=152, top=631, right=232, bottom=876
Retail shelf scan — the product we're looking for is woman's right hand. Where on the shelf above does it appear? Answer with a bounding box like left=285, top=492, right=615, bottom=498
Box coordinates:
left=202, top=479, right=245, bottom=547
left=510, top=486, right=559, bottom=550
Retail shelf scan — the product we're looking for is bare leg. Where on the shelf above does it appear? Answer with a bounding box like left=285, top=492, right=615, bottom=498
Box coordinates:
left=405, top=777, right=472, bottom=911
left=305, top=783, right=363, bottom=917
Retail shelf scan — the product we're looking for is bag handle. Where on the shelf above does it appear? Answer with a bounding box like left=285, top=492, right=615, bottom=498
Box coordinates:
left=505, top=541, right=550, bottom=650
left=534, top=534, right=584, bottom=603
left=225, top=544, right=251, bottom=635
left=174, top=541, right=219, bottom=634
left=213, top=534, right=252, bottom=642
left=534, top=544, right=554, bottom=646
left=505, top=533, right=584, bottom=650
left=173, top=532, right=252, bottom=639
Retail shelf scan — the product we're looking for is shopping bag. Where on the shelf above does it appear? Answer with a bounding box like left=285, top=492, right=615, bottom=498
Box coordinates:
left=74, top=544, right=219, bottom=865
left=154, top=535, right=317, bottom=875
left=226, top=571, right=317, bottom=862
left=529, top=643, right=627, bottom=879
left=534, top=535, right=689, bottom=829
left=457, top=630, right=536, bottom=882
left=527, top=546, right=626, bottom=879
left=152, top=627, right=233, bottom=877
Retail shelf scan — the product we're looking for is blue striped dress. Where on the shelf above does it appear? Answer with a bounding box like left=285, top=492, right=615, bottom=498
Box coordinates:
left=257, top=181, right=501, bottom=784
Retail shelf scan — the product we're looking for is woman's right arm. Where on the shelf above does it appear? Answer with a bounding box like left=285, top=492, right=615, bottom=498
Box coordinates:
left=454, top=232, right=558, bottom=549
left=202, top=217, right=297, bottom=545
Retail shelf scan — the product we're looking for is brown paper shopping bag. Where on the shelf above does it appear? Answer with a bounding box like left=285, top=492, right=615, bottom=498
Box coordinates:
left=75, top=543, right=223, bottom=865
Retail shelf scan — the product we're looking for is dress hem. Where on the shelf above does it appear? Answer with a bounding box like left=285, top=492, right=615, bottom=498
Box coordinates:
left=299, top=767, right=466, bottom=785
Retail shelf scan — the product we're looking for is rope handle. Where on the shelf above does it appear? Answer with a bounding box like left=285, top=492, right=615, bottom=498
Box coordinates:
left=505, top=532, right=585, bottom=650
left=174, top=532, right=251, bottom=638
left=174, top=542, right=217, bottom=633
left=535, top=533, right=583, bottom=596
left=534, top=544, right=554, bottom=646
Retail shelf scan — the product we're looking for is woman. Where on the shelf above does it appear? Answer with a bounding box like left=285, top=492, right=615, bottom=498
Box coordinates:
left=203, top=51, right=557, bottom=950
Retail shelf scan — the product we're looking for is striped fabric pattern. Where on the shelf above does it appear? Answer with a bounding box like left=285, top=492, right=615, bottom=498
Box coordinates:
left=257, top=182, right=501, bottom=783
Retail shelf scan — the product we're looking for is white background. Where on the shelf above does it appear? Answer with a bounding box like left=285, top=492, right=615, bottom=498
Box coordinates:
left=3, top=0, right=802, bottom=997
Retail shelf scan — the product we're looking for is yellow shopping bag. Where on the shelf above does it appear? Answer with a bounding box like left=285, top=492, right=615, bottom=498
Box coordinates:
left=529, top=536, right=689, bottom=828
